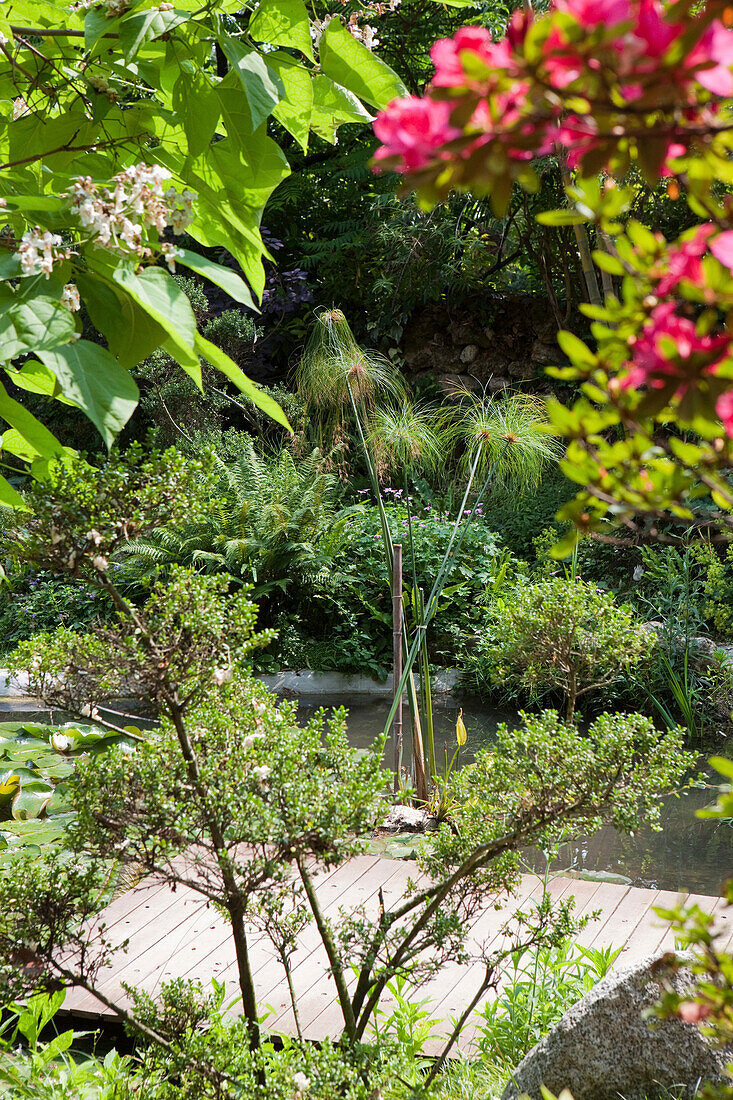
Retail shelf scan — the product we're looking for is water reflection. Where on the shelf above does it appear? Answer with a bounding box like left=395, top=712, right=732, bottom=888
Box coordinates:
left=299, top=694, right=733, bottom=897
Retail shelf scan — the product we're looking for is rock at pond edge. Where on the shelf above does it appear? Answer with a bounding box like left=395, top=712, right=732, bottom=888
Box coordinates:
left=500, top=953, right=733, bottom=1100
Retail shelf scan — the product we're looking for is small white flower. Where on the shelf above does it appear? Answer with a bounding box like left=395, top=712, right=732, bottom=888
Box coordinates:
left=633, top=565, right=644, bottom=581
left=80, top=703, right=92, bottom=717
left=50, top=733, right=72, bottom=752
left=85, top=529, right=103, bottom=545
left=0, top=31, right=9, bottom=47
left=293, top=1071, right=310, bottom=1097
left=252, top=764, right=271, bottom=785
left=242, top=732, right=264, bottom=750
left=61, top=283, right=81, bottom=311
left=160, top=241, right=184, bottom=272
left=252, top=700, right=267, bottom=717
left=213, top=667, right=232, bottom=686
left=92, top=554, right=109, bottom=572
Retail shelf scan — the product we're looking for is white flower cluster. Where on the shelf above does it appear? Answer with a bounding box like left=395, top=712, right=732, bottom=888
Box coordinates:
left=347, top=15, right=378, bottom=50
left=293, top=1071, right=311, bottom=1099
left=68, top=164, right=194, bottom=258
left=311, top=4, right=400, bottom=51
left=19, top=228, right=71, bottom=278
left=0, top=30, right=9, bottom=47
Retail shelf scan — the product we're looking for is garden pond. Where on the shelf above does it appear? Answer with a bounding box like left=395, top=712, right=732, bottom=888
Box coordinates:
left=1, top=690, right=730, bottom=896
left=299, top=693, right=732, bottom=897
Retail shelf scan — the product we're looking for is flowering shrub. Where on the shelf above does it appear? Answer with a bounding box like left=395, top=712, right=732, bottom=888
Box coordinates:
left=0, top=0, right=408, bottom=491
left=373, top=0, right=733, bottom=544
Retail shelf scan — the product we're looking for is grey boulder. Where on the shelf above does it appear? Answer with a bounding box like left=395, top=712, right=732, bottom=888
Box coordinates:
left=501, top=953, right=732, bottom=1100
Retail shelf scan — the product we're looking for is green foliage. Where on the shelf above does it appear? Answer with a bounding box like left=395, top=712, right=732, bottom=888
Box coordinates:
left=120, top=443, right=347, bottom=598
left=469, top=576, right=651, bottom=721
left=10, top=570, right=273, bottom=721
left=3, top=443, right=211, bottom=583
left=0, top=990, right=137, bottom=1099
left=476, top=938, right=621, bottom=1070
left=276, top=500, right=511, bottom=675
left=130, top=271, right=264, bottom=447
left=0, top=570, right=113, bottom=656
left=0, top=0, right=425, bottom=467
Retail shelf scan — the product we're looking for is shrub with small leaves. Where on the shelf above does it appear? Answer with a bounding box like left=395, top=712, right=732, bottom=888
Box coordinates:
left=470, top=576, right=652, bottom=721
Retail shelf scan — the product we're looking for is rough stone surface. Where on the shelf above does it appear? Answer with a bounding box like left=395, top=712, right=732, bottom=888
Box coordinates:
left=501, top=954, right=733, bottom=1100
left=379, top=806, right=432, bottom=833
left=400, top=295, right=561, bottom=390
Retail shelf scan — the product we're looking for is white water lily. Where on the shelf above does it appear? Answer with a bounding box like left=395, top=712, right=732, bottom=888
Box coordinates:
left=50, top=733, right=72, bottom=753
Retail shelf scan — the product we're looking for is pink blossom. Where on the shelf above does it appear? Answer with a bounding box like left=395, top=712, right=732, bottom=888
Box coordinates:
left=373, top=97, right=460, bottom=172
left=685, top=20, right=733, bottom=97
left=431, top=26, right=513, bottom=88
left=623, top=302, right=731, bottom=397
left=710, top=229, right=733, bottom=271
left=716, top=390, right=733, bottom=436
left=677, top=1000, right=713, bottom=1024
left=632, top=0, right=682, bottom=60
left=556, top=115, right=601, bottom=168
left=556, top=0, right=633, bottom=30
left=655, top=223, right=714, bottom=295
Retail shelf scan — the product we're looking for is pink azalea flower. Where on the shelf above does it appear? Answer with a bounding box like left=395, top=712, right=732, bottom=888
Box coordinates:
left=716, top=389, right=733, bottom=436
left=685, top=20, right=733, bottom=97
left=710, top=229, right=733, bottom=271
left=633, top=0, right=682, bottom=60
left=623, top=302, right=731, bottom=396
left=556, top=0, right=633, bottom=29
left=431, top=25, right=513, bottom=88
left=656, top=223, right=714, bottom=295
left=373, top=97, right=460, bottom=172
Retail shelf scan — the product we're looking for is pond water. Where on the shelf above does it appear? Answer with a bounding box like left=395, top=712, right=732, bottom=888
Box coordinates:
left=4, top=692, right=731, bottom=897
left=299, top=694, right=733, bottom=897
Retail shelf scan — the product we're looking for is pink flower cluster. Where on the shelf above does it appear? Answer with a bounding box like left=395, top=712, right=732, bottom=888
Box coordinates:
left=620, top=301, right=733, bottom=434
left=623, top=303, right=730, bottom=394
left=373, top=0, right=733, bottom=185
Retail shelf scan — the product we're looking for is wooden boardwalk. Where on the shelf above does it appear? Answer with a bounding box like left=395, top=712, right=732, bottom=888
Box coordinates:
left=61, top=856, right=732, bottom=1048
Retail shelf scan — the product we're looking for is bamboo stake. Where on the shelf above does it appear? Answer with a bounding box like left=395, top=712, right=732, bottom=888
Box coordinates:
left=392, top=543, right=403, bottom=793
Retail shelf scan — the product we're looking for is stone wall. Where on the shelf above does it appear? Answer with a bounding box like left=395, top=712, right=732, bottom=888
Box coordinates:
left=400, top=294, right=563, bottom=395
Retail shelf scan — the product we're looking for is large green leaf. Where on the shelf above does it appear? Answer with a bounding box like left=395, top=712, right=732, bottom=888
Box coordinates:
left=150, top=146, right=273, bottom=299
left=12, top=781, right=54, bottom=822
left=267, top=53, right=313, bottom=152
left=209, top=130, right=291, bottom=217
left=36, top=342, right=140, bottom=448
left=111, top=266, right=200, bottom=381
left=173, top=249, right=256, bottom=310
left=217, top=39, right=284, bottom=134
left=172, top=68, right=220, bottom=157
left=310, top=74, right=374, bottom=143
left=319, top=20, right=406, bottom=110
left=0, top=378, right=66, bottom=460
left=249, top=0, right=315, bottom=62
left=0, top=298, right=76, bottom=362
left=76, top=273, right=166, bottom=369
left=195, top=334, right=292, bottom=432
left=118, top=7, right=189, bottom=60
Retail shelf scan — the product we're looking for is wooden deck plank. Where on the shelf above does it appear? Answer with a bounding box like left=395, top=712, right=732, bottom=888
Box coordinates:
left=453, top=876, right=604, bottom=1051
left=267, top=859, right=424, bottom=1037
left=65, top=886, right=208, bottom=1016
left=57, top=857, right=726, bottom=1043
left=154, top=860, right=349, bottom=997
